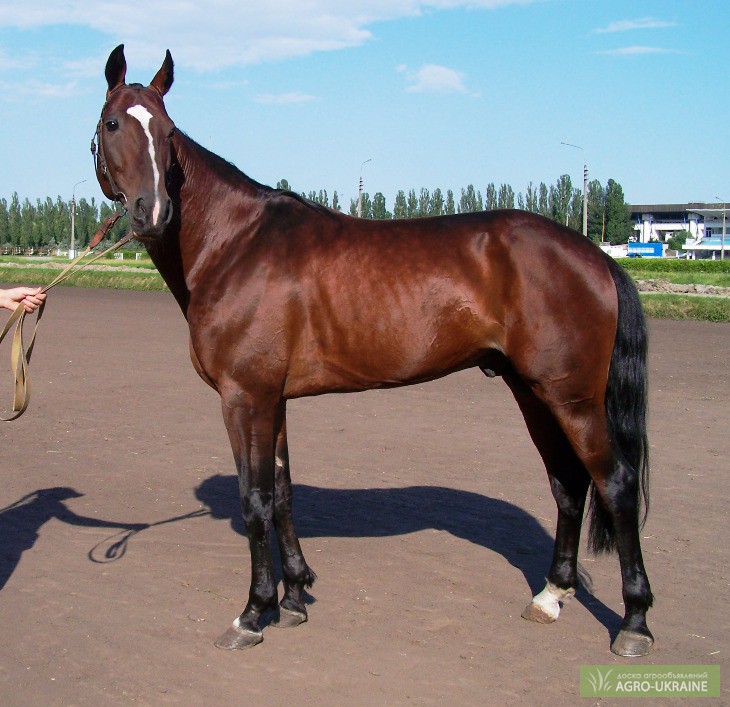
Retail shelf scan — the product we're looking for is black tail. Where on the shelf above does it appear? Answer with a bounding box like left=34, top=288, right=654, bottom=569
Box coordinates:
left=587, top=257, right=650, bottom=554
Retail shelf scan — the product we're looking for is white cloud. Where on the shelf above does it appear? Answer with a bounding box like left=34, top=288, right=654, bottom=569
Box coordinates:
left=0, top=1, right=538, bottom=72
left=594, top=17, right=678, bottom=34
left=595, top=46, right=680, bottom=56
left=254, top=92, right=316, bottom=105
left=0, top=47, right=38, bottom=72
left=0, top=79, right=83, bottom=99
left=398, top=63, right=470, bottom=94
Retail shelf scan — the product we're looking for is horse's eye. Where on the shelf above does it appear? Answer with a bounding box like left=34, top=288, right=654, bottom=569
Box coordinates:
left=105, top=119, right=119, bottom=132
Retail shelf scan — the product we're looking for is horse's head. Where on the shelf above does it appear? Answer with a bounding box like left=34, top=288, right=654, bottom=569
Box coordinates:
left=94, top=45, right=176, bottom=238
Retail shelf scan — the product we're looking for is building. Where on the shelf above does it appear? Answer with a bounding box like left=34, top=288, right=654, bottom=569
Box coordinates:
left=629, top=203, right=728, bottom=259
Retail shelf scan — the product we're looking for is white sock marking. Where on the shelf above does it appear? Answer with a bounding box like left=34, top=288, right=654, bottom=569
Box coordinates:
left=126, top=104, right=162, bottom=225
left=531, top=581, right=575, bottom=620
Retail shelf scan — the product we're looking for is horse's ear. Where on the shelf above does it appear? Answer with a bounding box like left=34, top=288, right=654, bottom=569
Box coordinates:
left=105, top=44, right=127, bottom=95
left=150, top=50, right=174, bottom=97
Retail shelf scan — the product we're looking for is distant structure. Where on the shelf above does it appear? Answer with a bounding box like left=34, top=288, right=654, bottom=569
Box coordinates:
left=629, top=203, right=727, bottom=259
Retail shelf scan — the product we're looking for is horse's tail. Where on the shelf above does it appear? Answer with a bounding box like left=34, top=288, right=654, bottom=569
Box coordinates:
left=587, top=256, right=650, bottom=554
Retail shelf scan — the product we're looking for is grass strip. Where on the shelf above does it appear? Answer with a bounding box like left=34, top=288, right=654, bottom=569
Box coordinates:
left=0, top=266, right=167, bottom=291
left=639, top=293, right=730, bottom=322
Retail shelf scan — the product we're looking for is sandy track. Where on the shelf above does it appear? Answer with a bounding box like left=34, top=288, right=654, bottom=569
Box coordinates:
left=0, top=287, right=727, bottom=704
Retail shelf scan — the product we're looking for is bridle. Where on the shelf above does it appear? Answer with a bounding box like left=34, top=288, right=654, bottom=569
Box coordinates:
left=91, top=91, right=127, bottom=206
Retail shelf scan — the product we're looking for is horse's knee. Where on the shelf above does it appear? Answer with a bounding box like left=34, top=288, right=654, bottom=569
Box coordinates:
left=241, top=489, right=274, bottom=529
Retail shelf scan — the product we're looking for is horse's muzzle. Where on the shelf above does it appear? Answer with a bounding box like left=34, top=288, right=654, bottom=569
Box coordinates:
left=130, top=195, right=173, bottom=237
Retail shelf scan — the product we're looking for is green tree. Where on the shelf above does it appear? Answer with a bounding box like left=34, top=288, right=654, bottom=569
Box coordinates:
left=20, top=198, right=35, bottom=249
left=444, top=189, right=455, bottom=215
left=567, top=190, right=583, bottom=232
left=668, top=229, right=691, bottom=251
left=371, top=192, right=391, bottom=219
left=484, top=183, right=497, bottom=210
left=523, top=182, right=538, bottom=213
left=458, top=185, right=482, bottom=213
left=0, top=198, right=9, bottom=247
left=53, top=196, right=70, bottom=247
left=331, top=191, right=341, bottom=212
left=604, top=179, right=632, bottom=244
left=497, top=183, right=515, bottom=209
left=276, top=179, right=291, bottom=191
left=74, top=197, right=98, bottom=248
left=418, top=188, right=431, bottom=217
left=537, top=183, right=549, bottom=218
left=306, top=189, right=330, bottom=207
left=406, top=189, right=419, bottom=217
left=393, top=190, right=407, bottom=219
left=350, top=192, right=372, bottom=218
left=586, top=179, right=606, bottom=243
left=550, top=174, right=573, bottom=226
left=431, top=188, right=444, bottom=216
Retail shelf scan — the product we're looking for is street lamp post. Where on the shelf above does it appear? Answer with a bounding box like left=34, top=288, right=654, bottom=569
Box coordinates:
left=70, top=179, right=87, bottom=258
left=561, top=142, right=588, bottom=237
left=716, top=197, right=726, bottom=260
left=357, top=159, right=371, bottom=218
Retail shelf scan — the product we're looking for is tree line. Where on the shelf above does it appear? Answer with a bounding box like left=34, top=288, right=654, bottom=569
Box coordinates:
left=0, top=194, right=128, bottom=254
left=1, top=174, right=633, bottom=253
left=283, top=174, right=633, bottom=243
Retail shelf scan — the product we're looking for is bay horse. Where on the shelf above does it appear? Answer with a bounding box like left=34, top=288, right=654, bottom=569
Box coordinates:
left=93, top=45, right=654, bottom=657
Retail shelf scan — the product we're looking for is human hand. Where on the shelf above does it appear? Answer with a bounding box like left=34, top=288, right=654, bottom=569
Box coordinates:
left=0, top=287, right=47, bottom=313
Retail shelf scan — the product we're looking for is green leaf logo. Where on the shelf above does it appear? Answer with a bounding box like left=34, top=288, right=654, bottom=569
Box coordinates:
left=586, top=667, right=614, bottom=694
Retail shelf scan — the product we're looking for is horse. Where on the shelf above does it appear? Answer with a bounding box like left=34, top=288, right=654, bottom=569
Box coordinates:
left=92, top=44, right=654, bottom=657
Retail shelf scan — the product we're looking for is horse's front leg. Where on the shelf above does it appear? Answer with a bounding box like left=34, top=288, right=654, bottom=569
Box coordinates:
left=215, top=392, right=279, bottom=650
left=270, top=409, right=316, bottom=628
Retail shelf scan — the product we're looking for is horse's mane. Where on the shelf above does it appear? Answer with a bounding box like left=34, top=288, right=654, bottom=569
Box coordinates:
left=175, top=130, right=338, bottom=217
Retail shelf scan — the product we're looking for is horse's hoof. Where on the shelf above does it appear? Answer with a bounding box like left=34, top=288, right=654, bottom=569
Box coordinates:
left=521, top=602, right=557, bottom=624
left=611, top=629, right=654, bottom=657
left=271, top=607, right=307, bottom=629
left=213, top=618, right=263, bottom=650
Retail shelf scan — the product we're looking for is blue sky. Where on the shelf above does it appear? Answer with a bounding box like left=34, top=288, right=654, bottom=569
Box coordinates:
left=0, top=0, right=727, bottom=208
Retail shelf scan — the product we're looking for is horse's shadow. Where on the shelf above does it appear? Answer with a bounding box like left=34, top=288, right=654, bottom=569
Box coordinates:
left=195, top=474, right=622, bottom=637
left=0, top=478, right=622, bottom=639
left=0, top=486, right=145, bottom=591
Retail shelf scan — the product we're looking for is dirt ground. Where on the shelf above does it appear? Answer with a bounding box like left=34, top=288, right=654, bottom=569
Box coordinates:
left=0, top=287, right=727, bottom=705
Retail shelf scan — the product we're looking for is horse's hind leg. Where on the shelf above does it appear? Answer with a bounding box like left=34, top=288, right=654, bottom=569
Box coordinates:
left=504, top=373, right=590, bottom=624
left=541, top=396, right=654, bottom=657
left=270, top=409, right=316, bottom=628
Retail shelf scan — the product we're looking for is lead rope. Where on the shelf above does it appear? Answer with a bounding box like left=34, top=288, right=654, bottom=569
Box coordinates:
left=0, top=214, right=133, bottom=421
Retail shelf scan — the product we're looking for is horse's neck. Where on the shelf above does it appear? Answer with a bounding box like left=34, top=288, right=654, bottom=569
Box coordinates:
left=149, top=133, right=265, bottom=314
left=145, top=233, right=190, bottom=317
left=171, top=133, right=265, bottom=290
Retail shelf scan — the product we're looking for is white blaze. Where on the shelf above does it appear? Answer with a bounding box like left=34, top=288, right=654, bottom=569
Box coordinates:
left=126, top=104, right=162, bottom=225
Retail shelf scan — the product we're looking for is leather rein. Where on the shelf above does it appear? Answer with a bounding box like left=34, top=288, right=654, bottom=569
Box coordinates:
left=0, top=214, right=133, bottom=421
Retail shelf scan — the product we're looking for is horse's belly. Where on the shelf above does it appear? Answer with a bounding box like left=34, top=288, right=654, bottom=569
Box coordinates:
left=283, top=316, right=504, bottom=398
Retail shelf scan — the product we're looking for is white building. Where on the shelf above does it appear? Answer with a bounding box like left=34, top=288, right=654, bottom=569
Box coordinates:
left=629, top=203, right=728, bottom=259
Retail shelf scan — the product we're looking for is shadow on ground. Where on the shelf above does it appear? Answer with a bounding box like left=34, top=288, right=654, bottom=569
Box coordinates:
left=0, top=476, right=622, bottom=639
